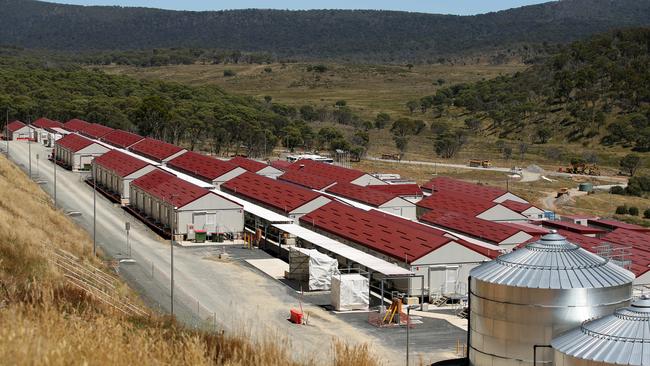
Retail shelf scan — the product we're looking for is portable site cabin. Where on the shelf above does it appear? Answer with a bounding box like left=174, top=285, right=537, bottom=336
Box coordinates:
left=416, top=190, right=528, bottom=222
left=4, top=120, right=34, bottom=140
left=78, top=123, right=114, bottom=140
left=325, top=182, right=417, bottom=220
left=92, top=149, right=160, bottom=205
left=31, top=118, right=63, bottom=144
left=54, top=133, right=110, bottom=171
left=128, top=138, right=187, bottom=164
left=62, top=118, right=92, bottom=133
left=130, top=170, right=244, bottom=240
left=167, top=151, right=247, bottom=187
left=300, top=202, right=499, bottom=297
left=228, top=156, right=284, bottom=179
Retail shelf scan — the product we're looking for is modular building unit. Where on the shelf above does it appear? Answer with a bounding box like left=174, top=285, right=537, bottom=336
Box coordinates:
left=326, top=182, right=417, bottom=220
left=284, top=159, right=387, bottom=186
left=128, top=137, right=187, bottom=164
left=54, top=133, right=110, bottom=171
left=92, top=149, right=160, bottom=205
left=221, top=172, right=331, bottom=221
left=5, top=120, right=34, bottom=140
left=167, top=151, right=247, bottom=187
left=300, top=202, right=499, bottom=297
left=130, top=170, right=244, bottom=239
left=31, top=118, right=63, bottom=144
left=229, top=156, right=284, bottom=179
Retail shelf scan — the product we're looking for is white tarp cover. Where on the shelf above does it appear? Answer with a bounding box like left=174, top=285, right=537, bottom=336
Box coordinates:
left=331, top=274, right=369, bottom=311
left=293, top=247, right=340, bottom=290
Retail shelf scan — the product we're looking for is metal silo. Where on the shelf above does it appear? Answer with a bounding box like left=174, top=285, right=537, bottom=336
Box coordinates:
left=468, top=231, right=634, bottom=366
left=552, top=296, right=650, bottom=366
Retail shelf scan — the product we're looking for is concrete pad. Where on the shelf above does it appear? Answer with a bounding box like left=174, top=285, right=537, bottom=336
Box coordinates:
left=412, top=309, right=468, bottom=331
left=246, top=258, right=289, bottom=280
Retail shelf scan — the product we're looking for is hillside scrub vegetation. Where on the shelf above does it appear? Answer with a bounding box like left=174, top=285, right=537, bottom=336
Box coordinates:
left=0, top=155, right=378, bottom=366
left=416, top=28, right=650, bottom=149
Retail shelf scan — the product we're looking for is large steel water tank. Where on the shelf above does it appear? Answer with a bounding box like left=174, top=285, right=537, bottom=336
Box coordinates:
left=552, top=296, right=650, bottom=366
left=468, top=231, right=634, bottom=366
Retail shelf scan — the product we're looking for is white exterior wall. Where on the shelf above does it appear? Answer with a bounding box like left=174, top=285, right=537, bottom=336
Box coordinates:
left=289, top=196, right=332, bottom=221
left=378, top=197, right=417, bottom=220
left=523, top=206, right=545, bottom=220
left=410, top=242, right=491, bottom=297
left=11, top=126, right=34, bottom=140
left=493, top=192, right=528, bottom=203
left=498, top=231, right=533, bottom=251
left=476, top=204, right=528, bottom=222
left=351, top=174, right=388, bottom=186
left=121, top=165, right=159, bottom=202
left=257, top=166, right=284, bottom=179
left=213, top=167, right=247, bottom=186
left=72, top=144, right=110, bottom=171
left=634, top=272, right=650, bottom=285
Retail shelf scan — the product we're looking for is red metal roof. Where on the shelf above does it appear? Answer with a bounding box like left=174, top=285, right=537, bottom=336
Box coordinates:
left=55, top=133, right=95, bottom=152
left=278, top=170, right=337, bottom=190
left=128, top=138, right=185, bottom=162
left=603, top=229, right=650, bottom=250
left=93, top=149, right=150, bottom=177
left=270, top=160, right=293, bottom=171
left=420, top=210, right=523, bottom=244
left=131, top=170, right=215, bottom=208
left=63, top=119, right=92, bottom=132
left=6, top=120, right=27, bottom=133
left=285, top=159, right=365, bottom=184
left=300, top=201, right=455, bottom=263
left=101, top=130, right=144, bottom=149
left=326, top=182, right=398, bottom=207
left=501, top=222, right=550, bottom=235
left=228, top=156, right=267, bottom=173
left=500, top=199, right=535, bottom=213
left=589, top=219, right=650, bottom=233
left=366, top=209, right=500, bottom=259
left=167, top=151, right=238, bottom=182
left=417, top=190, right=500, bottom=217
left=421, top=176, right=509, bottom=201
left=368, top=184, right=423, bottom=197
left=542, top=220, right=607, bottom=235
left=222, top=172, right=324, bottom=213
left=32, top=118, right=63, bottom=129
left=79, top=123, right=114, bottom=139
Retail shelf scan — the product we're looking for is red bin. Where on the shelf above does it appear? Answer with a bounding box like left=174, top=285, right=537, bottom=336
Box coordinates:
left=290, top=309, right=303, bottom=324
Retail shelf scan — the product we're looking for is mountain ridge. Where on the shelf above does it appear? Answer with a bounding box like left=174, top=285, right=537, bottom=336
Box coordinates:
left=1, top=0, right=650, bottom=61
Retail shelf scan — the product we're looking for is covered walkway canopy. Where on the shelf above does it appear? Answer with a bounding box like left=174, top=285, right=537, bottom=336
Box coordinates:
left=273, top=223, right=413, bottom=277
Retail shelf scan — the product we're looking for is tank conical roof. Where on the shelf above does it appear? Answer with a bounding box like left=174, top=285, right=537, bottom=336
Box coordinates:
left=470, top=231, right=634, bottom=289
left=552, top=296, right=650, bottom=365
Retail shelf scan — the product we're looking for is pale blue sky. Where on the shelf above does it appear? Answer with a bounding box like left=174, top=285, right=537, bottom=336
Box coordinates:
left=45, top=0, right=553, bottom=15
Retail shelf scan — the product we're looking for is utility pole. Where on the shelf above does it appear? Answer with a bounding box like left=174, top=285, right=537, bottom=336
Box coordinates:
left=53, top=148, right=57, bottom=207
left=28, top=118, right=32, bottom=178
left=93, top=164, right=97, bottom=256
left=406, top=304, right=417, bottom=366
left=169, top=194, right=178, bottom=316
left=4, top=108, right=8, bottom=157
left=125, top=221, right=131, bottom=257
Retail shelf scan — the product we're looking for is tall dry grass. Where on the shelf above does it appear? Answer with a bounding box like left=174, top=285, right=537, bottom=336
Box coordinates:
left=0, top=155, right=379, bottom=366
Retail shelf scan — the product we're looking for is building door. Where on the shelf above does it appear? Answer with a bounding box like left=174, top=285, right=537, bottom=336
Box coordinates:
left=445, top=266, right=460, bottom=294
left=193, top=212, right=207, bottom=231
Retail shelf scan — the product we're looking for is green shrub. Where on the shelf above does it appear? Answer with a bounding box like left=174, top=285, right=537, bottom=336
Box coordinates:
left=223, top=69, right=236, bottom=77
left=615, top=205, right=628, bottom=215
left=629, top=206, right=639, bottom=216
left=609, top=186, right=625, bottom=195
left=644, top=209, right=650, bottom=219
left=263, top=67, right=272, bottom=73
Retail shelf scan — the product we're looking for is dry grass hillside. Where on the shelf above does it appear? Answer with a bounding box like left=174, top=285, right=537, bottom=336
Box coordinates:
left=0, top=155, right=378, bottom=366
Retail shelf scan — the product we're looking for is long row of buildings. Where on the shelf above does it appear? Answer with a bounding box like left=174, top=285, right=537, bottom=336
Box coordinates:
left=7, top=116, right=649, bottom=302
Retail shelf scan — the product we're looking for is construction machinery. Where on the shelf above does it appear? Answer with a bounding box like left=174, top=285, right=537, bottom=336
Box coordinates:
left=469, top=159, right=492, bottom=168
left=558, top=162, right=600, bottom=176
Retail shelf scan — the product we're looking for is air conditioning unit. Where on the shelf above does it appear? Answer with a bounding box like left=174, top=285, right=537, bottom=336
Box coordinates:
left=186, top=224, right=195, bottom=240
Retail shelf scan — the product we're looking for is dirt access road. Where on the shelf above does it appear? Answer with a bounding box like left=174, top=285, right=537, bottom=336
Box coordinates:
left=6, top=140, right=462, bottom=366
